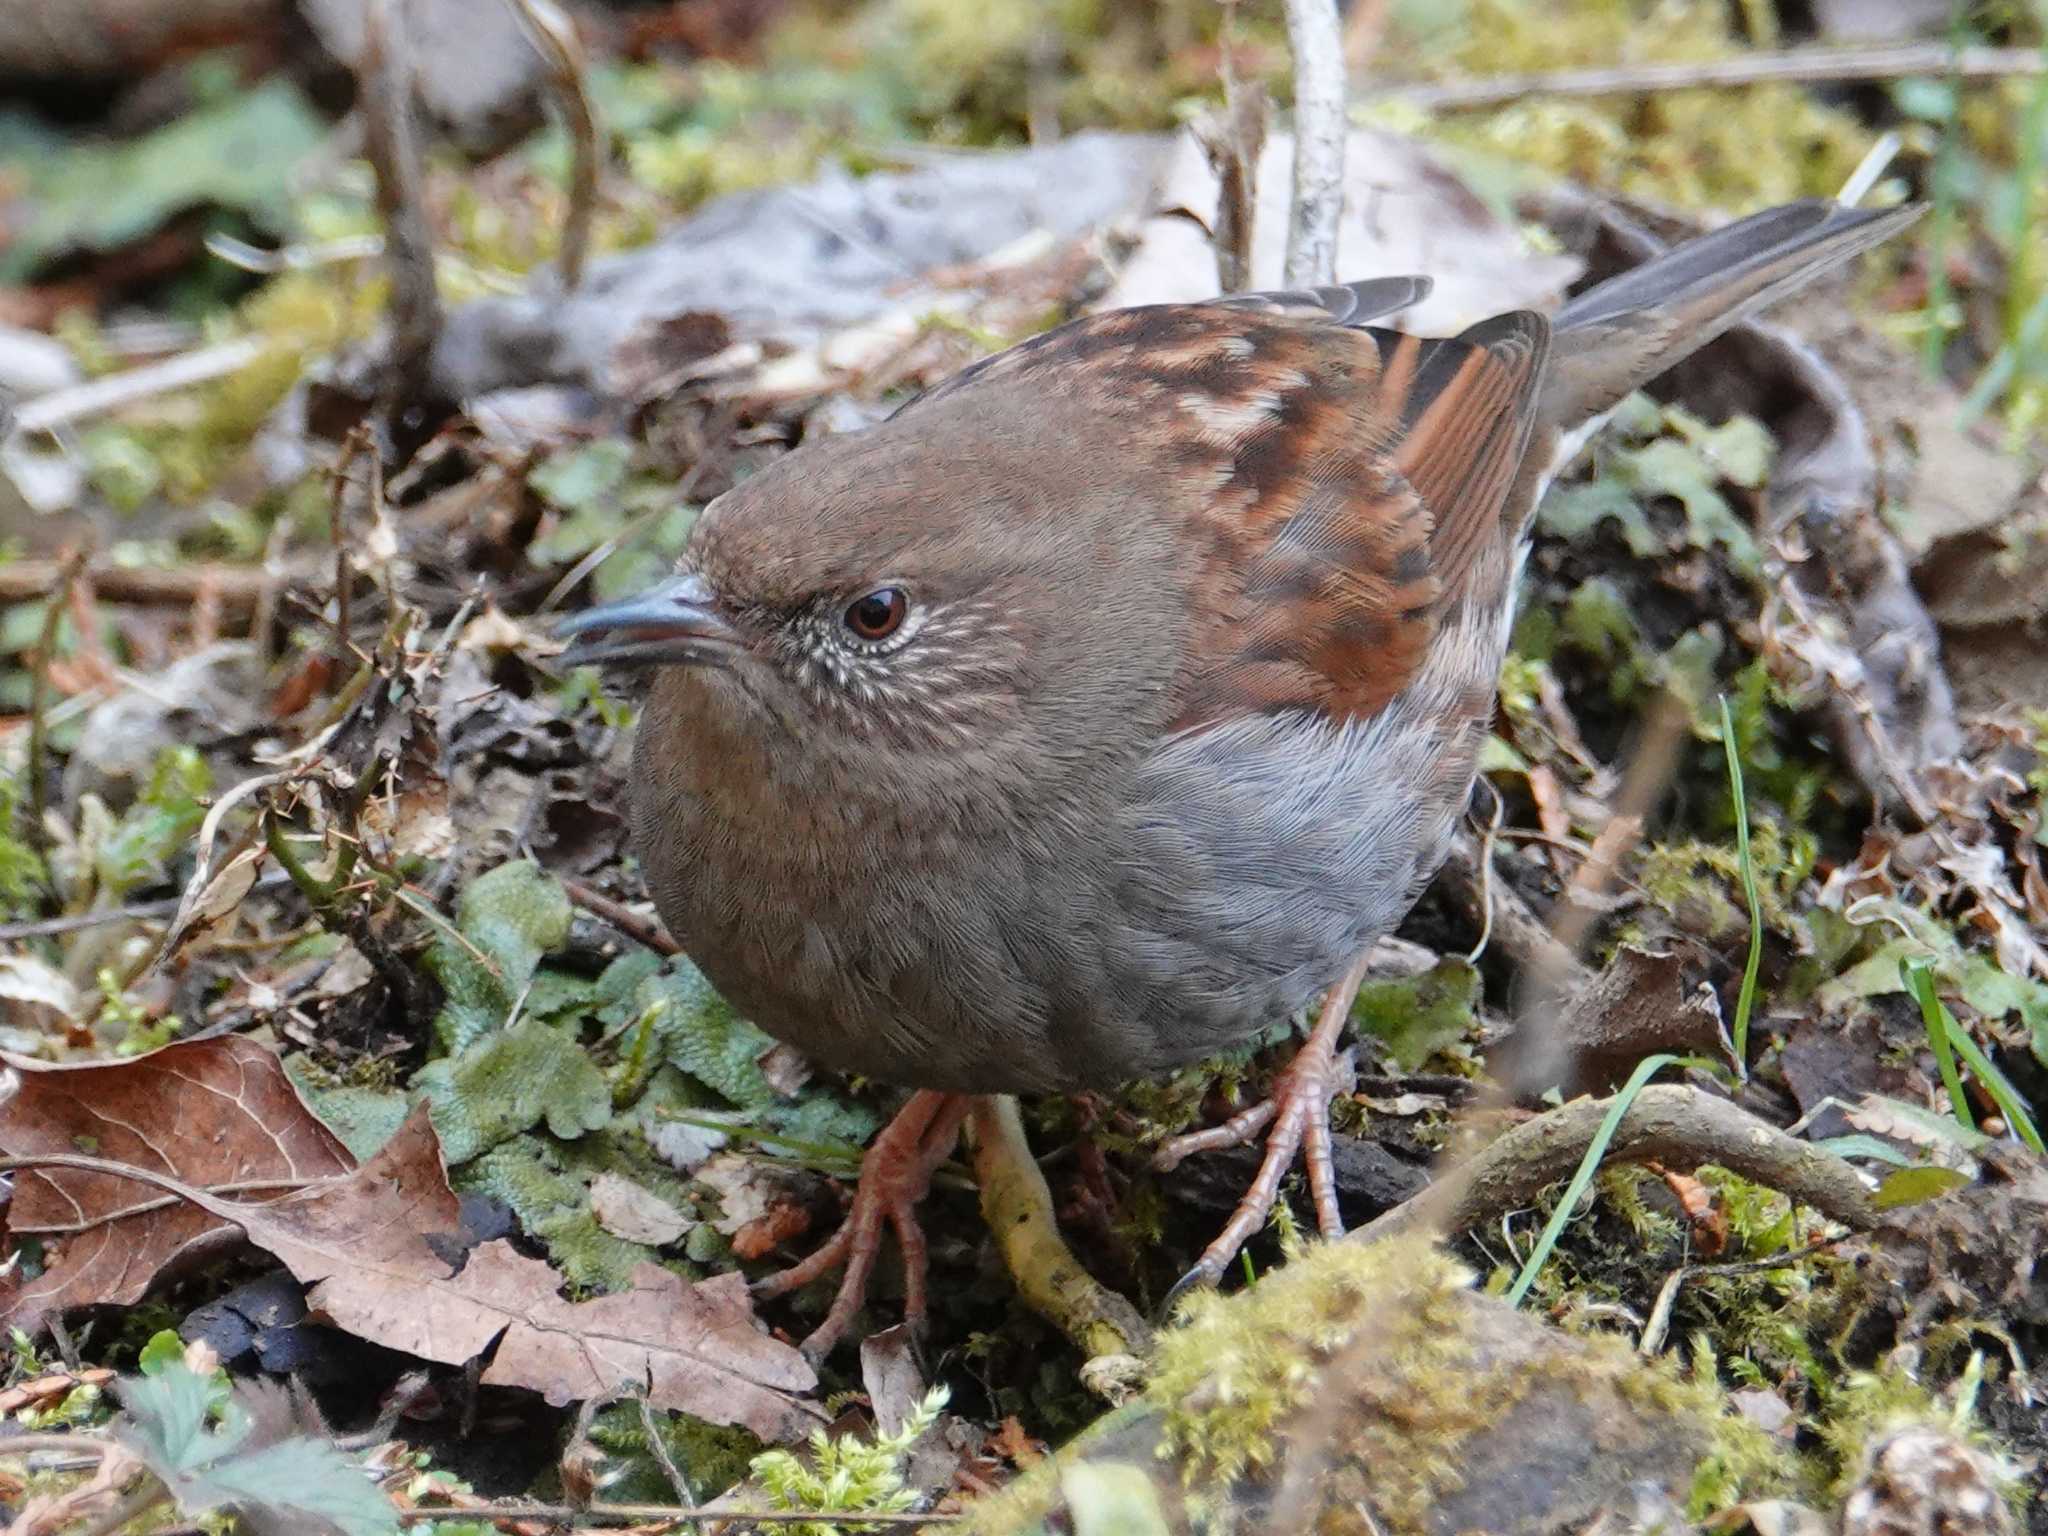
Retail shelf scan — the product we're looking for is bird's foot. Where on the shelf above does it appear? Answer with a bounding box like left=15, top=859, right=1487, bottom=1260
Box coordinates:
left=752, top=1088, right=971, bottom=1362
left=1153, top=949, right=1375, bottom=1303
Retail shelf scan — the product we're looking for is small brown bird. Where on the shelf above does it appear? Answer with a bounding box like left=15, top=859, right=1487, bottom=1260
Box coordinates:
left=562, top=198, right=1919, bottom=1358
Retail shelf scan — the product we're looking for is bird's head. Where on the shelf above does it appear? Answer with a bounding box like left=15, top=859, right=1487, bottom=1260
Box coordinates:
left=555, top=393, right=1189, bottom=780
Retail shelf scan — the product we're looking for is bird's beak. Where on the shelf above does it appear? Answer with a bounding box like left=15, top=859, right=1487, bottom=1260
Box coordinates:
left=554, top=571, right=742, bottom=669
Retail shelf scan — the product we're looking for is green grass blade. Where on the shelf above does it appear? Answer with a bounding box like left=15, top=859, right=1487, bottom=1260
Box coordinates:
left=1945, top=1027, right=2044, bottom=1156
left=1719, top=696, right=1763, bottom=1077
left=1902, top=956, right=1975, bottom=1135
left=1506, top=1053, right=1684, bottom=1307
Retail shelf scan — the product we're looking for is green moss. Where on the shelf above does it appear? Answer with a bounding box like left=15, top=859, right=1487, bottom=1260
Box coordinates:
left=1349, top=959, right=1481, bottom=1073
left=1412, top=0, right=1873, bottom=215
left=1151, top=1239, right=1472, bottom=1492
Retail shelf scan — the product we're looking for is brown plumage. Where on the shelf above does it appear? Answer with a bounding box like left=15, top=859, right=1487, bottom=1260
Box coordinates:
left=561, top=197, right=1921, bottom=1356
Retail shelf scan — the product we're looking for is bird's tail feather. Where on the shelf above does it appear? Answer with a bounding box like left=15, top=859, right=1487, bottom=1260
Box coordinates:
left=1543, top=199, right=1923, bottom=427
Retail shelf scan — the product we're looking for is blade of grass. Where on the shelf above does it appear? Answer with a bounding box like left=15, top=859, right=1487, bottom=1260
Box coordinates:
left=1719, top=696, right=1763, bottom=1077
left=1505, top=1052, right=1713, bottom=1306
left=1946, top=1028, right=2044, bottom=1156
left=1902, top=957, right=2044, bottom=1154
left=1902, top=956, right=1974, bottom=1134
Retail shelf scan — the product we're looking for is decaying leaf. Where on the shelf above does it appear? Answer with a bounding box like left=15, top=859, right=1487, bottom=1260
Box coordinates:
left=0, top=1037, right=355, bottom=1332
left=175, top=1106, right=822, bottom=1440
left=589, top=1170, right=694, bottom=1247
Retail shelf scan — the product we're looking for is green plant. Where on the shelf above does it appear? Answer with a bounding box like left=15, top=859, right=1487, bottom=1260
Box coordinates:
left=1901, top=956, right=2044, bottom=1154
left=750, top=1386, right=947, bottom=1534
left=1506, top=1052, right=1709, bottom=1305
left=1719, top=695, right=1764, bottom=1074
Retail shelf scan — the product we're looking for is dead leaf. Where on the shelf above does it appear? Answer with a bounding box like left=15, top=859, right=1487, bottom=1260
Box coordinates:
left=156, top=843, right=264, bottom=961
left=988, top=1416, right=1045, bottom=1470
left=696, top=1153, right=813, bottom=1260
left=589, top=1172, right=693, bottom=1247
left=729, top=1200, right=811, bottom=1263
left=1727, top=1388, right=1797, bottom=1438
left=1499, top=946, right=1730, bottom=1099
left=191, top=1106, right=822, bottom=1440
left=0, top=955, right=82, bottom=1023
left=859, top=1324, right=928, bottom=1438
left=0, top=1368, right=114, bottom=1416
left=0, top=1037, right=355, bottom=1332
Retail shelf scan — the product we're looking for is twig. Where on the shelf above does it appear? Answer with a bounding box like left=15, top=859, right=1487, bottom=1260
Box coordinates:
left=1637, top=1238, right=1842, bottom=1355
left=562, top=877, right=680, bottom=956
left=0, top=560, right=306, bottom=619
left=71, top=1479, right=167, bottom=1536
left=8, top=340, right=264, bottom=436
left=1352, top=1084, right=1880, bottom=1247
left=15, top=1178, right=316, bottom=1236
left=359, top=0, right=445, bottom=407
left=1280, top=0, right=1345, bottom=287
left=1439, top=835, right=1591, bottom=993
left=636, top=1395, right=695, bottom=1507
left=965, top=1096, right=1152, bottom=1374
left=396, top=1505, right=957, bottom=1527
left=1550, top=689, right=1687, bottom=953
left=502, top=0, right=600, bottom=291
left=1195, top=1, right=1265, bottom=295
left=329, top=430, right=367, bottom=662
left=1365, top=42, right=2046, bottom=113
left=0, top=1433, right=118, bottom=1460
left=0, top=876, right=295, bottom=943
left=25, top=550, right=87, bottom=850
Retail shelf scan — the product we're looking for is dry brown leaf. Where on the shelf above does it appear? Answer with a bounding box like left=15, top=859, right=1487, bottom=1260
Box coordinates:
left=588, top=1171, right=693, bottom=1247
left=212, top=1107, right=822, bottom=1440
left=0, top=1368, right=114, bottom=1415
left=0, top=1037, right=354, bottom=1332
left=1498, top=946, right=1731, bottom=1099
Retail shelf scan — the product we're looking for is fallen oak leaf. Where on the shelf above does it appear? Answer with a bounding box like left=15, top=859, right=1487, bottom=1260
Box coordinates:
left=0, top=1036, right=355, bottom=1333
left=4, top=1106, right=824, bottom=1441
left=256, top=1110, right=820, bottom=1439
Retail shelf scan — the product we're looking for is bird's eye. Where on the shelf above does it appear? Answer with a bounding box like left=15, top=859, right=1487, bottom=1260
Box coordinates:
left=844, top=587, right=909, bottom=642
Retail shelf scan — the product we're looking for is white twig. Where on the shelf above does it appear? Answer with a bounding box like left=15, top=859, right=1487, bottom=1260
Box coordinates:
left=1368, top=43, right=2045, bottom=113
left=1282, top=0, right=1345, bottom=287
left=10, top=340, right=264, bottom=435
left=1837, top=130, right=1902, bottom=207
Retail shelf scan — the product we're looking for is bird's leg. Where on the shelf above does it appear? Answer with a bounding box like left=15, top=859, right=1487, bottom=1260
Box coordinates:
left=752, top=1088, right=971, bottom=1362
left=1154, top=948, right=1375, bottom=1295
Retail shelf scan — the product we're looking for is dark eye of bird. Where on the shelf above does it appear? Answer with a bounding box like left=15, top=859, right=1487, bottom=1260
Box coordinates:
left=844, top=587, right=909, bottom=642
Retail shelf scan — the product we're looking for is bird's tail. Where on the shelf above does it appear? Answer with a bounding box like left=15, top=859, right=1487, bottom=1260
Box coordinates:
left=1540, top=198, right=1923, bottom=428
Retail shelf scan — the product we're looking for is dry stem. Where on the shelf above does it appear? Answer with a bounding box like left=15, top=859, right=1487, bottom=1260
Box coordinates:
left=1280, top=0, right=1345, bottom=287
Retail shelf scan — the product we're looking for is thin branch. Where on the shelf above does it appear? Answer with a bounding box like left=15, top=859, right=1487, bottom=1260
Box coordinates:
left=1353, top=1084, right=1880, bottom=1248
left=1281, top=0, right=1345, bottom=287
left=0, top=560, right=306, bottom=619
left=9, top=340, right=265, bottom=436
left=1366, top=42, right=2046, bottom=113
left=502, top=0, right=600, bottom=291
left=396, top=1503, right=957, bottom=1527
left=562, top=877, right=680, bottom=956
left=359, top=0, right=444, bottom=406
left=0, top=876, right=295, bottom=942
left=26, top=549, right=88, bottom=850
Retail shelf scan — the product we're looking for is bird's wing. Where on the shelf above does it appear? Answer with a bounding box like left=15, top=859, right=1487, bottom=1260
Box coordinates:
left=1151, top=303, right=1551, bottom=731
left=900, top=289, right=1550, bottom=730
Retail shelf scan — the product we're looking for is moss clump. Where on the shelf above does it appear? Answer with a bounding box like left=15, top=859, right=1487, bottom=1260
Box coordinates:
left=1151, top=1236, right=1477, bottom=1494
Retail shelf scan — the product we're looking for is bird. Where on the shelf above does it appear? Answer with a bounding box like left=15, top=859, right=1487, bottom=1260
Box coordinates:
left=559, top=197, right=1922, bottom=1359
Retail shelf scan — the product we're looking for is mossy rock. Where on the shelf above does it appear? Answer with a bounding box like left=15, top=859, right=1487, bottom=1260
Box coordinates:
left=968, top=1236, right=1745, bottom=1536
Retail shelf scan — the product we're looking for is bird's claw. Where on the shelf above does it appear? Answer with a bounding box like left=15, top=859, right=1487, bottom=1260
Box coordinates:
left=751, top=1089, right=969, bottom=1362
left=1155, top=951, right=1375, bottom=1298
